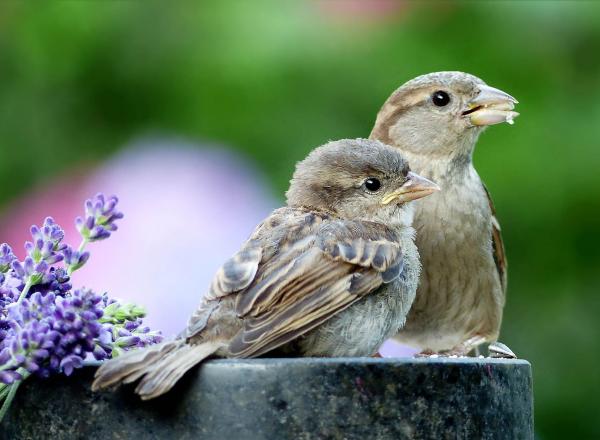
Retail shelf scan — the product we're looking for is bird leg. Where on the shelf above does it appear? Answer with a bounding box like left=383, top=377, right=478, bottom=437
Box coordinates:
left=414, top=349, right=437, bottom=358
left=440, top=335, right=488, bottom=357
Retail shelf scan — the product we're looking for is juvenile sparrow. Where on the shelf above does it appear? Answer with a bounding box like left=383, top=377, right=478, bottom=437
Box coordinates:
left=92, top=138, right=439, bottom=399
left=370, top=71, right=518, bottom=356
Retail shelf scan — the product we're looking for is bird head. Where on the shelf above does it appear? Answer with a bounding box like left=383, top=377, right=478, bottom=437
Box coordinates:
left=286, top=139, right=440, bottom=225
left=369, top=71, right=518, bottom=160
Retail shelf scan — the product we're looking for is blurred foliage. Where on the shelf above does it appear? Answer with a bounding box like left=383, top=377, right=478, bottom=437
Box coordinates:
left=0, top=1, right=599, bottom=438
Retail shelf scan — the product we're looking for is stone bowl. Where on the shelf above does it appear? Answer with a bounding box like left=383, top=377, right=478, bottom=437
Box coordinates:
left=0, top=357, right=533, bottom=440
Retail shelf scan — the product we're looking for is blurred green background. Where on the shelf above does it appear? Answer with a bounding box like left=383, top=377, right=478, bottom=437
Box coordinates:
left=1, top=1, right=599, bottom=438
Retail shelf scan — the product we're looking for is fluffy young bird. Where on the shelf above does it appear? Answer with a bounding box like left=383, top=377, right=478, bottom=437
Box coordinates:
left=370, top=71, right=518, bottom=356
left=93, top=138, right=439, bottom=399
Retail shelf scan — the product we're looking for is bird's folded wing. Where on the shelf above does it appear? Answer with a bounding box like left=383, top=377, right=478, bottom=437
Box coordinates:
left=483, top=184, right=507, bottom=297
left=227, top=228, right=404, bottom=358
left=184, top=209, right=299, bottom=339
left=185, top=242, right=263, bottom=337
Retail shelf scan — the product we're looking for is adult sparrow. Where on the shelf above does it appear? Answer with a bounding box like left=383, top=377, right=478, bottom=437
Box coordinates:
left=370, top=71, right=518, bottom=356
left=92, top=138, right=439, bottom=399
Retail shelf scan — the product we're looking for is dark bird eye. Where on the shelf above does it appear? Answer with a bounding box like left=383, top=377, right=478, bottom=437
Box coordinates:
left=364, top=178, right=381, bottom=192
left=432, top=90, right=451, bottom=107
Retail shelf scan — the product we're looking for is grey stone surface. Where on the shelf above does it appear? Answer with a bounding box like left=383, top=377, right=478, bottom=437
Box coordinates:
left=1, top=357, right=533, bottom=440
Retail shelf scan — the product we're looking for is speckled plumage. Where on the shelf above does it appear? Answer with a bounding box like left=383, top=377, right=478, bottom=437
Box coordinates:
left=93, top=139, right=436, bottom=399
left=370, top=71, right=513, bottom=354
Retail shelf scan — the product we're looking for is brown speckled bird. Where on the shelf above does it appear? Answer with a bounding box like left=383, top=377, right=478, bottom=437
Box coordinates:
left=92, top=138, right=439, bottom=399
left=370, top=71, right=518, bottom=357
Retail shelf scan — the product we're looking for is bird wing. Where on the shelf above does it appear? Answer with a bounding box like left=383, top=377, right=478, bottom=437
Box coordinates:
left=184, top=218, right=271, bottom=338
left=184, top=243, right=263, bottom=338
left=225, top=215, right=404, bottom=358
left=483, top=184, right=507, bottom=297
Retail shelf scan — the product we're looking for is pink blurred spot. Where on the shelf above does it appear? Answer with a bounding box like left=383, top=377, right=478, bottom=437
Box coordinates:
left=379, top=338, right=418, bottom=358
left=0, top=138, right=277, bottom=337
left=0, top=172, right=90, bottom=258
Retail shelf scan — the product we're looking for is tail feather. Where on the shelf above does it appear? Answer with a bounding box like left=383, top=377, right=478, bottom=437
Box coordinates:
left=135, top=341, right=220, bottom=400
left=92, top=340, right=221, bottom=399
left=92, top=340, right=179, bottom=391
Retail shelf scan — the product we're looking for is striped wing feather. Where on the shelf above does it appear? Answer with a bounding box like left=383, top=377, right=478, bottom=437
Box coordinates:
left=482, top=184, right=508, bottom=296
left=228, top=222, right=403, bottom=358
left=186, top=242, right=263, bottom=337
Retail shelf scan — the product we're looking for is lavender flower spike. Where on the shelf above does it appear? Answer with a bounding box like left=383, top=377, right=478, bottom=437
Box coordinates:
left=0, top=290, right=104, bottom=382
left=11, top=258, right=48, bottom=286
left=63, top=247, right=90, bottom=273
left=0, top=193, right=162, bottom=422
left=31, top=267, right=72, bottom=296
left=0, top=244, right=16, bottom=273
left=75, top=194, right=123, bottom=243
left=31, top=218, right=65, bottom=247
left=24, top=218, right=66, bottom=267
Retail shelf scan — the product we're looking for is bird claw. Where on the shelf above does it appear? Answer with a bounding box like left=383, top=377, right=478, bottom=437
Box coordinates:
left=414, top=350, right=464, bottom=358
left=414, top=350, right=437, bottom=358
left=413, top=337, right=516, bottom=359
left=488, top=341, right=517, bottom=359
left=437, top=349, right=469, bottom=358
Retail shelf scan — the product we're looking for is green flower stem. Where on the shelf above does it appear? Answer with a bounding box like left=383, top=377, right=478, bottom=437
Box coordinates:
left=0, top=384, right=9, bottom=400
left=0, top=369, right=29, bottom=422
left=15, top=279, right=33, bottom=305
left=0, top=362, right=17, bottom=373
left=0, top=380, right=21, bottom=422
left=67, top=238, right=89, bottom=275
left=77, top=238, right=89, bottom=254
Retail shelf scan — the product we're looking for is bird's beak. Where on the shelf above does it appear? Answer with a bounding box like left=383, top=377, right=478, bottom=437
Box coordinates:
left=381, top=172, right=440, bottom=205
left=462, top=84, right=519, bottom=126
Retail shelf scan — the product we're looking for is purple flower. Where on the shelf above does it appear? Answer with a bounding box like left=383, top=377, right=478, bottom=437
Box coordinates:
left=0, top=244, right=17, bottom=273
left=0, top=288, right=162, bottom=383
left=11, top=257, right=48, bottom=285
left=0, top=290, right=106, bottom=381
left=115, top=335, right=141, bottom=349
left=62, top=247, right=90, bottom=273
left=75, top=194, right=123, bottom=242
left=32, top=218, right=65, bottom=245
left=25, top=217, right=66, bottom=265
left=29, top=267, right=72, bottom=299
left=0, top=193, right=161, bottom=420
left=0, top=370, right=22, bottom=384
left=59, top=355, right=83, bottom=376
left=0, top=219, right=69, bottom=304
left=121, top=318, right=163, bottom=347
left=0, top=273, right=23, bottom=309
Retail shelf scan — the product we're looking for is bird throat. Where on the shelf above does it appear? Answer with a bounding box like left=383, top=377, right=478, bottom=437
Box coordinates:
left=393, top=137, right=501, bottom=351
left=394, top=128, right=481, bottom=183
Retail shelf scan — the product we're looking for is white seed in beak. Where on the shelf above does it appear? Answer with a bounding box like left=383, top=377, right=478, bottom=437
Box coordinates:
left=470, top=109, right=520, bottom=126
